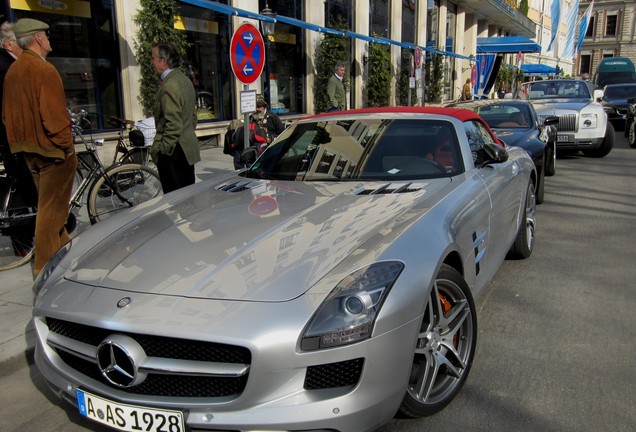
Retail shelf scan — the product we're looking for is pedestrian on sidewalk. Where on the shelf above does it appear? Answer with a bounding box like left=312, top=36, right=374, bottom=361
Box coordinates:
left=327, top=63, right=346, bottom=112
left=0, top=21, right=38, bottom=256
left=254, top=96, right=285, bottom=143
left=2, top=18, right=78, bottom=277
left=150, top=41, right=201, bottom=193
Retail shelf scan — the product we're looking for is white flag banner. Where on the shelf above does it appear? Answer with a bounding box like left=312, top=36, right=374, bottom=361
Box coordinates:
left=576, top=1, right=595, bottom=53
left=547, top=0, right=561, bottom=52
left=561, top=0, right=580, bottom=58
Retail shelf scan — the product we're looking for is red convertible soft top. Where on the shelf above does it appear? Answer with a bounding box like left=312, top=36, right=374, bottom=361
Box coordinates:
left=303, top=106, right=503, bottom=145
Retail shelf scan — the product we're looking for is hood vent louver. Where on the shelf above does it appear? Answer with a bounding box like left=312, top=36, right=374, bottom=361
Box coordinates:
left=355, top=182, right=421, bottom=195
left=217, top=180, right=259, bottom=193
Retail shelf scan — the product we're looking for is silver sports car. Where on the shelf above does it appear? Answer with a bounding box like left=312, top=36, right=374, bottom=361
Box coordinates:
left=33, top=107, right=537, bottom=432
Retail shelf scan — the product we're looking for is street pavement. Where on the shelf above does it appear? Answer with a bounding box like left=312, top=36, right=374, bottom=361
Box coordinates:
left=0, top=143, right=234, bottom=365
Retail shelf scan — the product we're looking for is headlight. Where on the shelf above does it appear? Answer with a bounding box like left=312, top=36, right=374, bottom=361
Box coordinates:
left=300, top=261, right=404, bottom=351
left=32, top=240, right=72, bottom=304
left=580, top=113, right=598, bottom=128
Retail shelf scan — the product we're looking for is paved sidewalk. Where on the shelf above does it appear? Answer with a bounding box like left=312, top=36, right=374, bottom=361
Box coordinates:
left=0, top=144, right=234, bottom=364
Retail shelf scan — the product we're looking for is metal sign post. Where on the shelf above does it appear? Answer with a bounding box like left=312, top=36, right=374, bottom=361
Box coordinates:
left=230, top=23, right=266, bottom=155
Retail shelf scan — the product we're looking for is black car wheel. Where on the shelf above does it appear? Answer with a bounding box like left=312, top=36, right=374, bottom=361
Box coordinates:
left=507, top=179, right=536, bottom=259
left=535, top=166, right=545, bottom=205
left=545, top=141, right=556, bottom=176
left=629, top=121, right=636, bottom=148
left=399, top=264, right=477, bottom=418
left=583, top=123, right=614, bottom=158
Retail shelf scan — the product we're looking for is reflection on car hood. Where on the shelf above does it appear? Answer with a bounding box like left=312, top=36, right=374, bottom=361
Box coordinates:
left=531, top=100, right=591, bottom=113
left=602, top=98, right=629, bottom=108
left=65, top=178, right=449, bottom=302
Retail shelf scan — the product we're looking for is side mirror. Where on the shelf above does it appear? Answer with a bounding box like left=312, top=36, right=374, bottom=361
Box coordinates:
left=477, top=142, right=509, bottom=167
left=593, top=89, right=604, bottom=102
left=543, top=116, right=559, bottom=126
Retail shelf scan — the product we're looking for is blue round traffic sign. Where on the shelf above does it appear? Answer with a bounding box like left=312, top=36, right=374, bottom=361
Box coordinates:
left=230, top=23, right=266, bottom=85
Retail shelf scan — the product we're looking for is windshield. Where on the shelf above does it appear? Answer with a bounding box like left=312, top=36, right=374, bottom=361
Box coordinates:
left=475, top=104, right=531, bottom=128
left=603, top=85, right=636, bottom=100
left=522, top=81, right=591, bottom=100
left=243, top=118, right=463, bottom=181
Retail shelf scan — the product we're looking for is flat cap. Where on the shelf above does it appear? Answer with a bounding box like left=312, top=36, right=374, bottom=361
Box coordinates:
left=14, top=18, right=49, bottom=38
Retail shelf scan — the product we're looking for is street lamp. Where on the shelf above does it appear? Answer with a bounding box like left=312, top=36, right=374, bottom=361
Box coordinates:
left=259, top=3, right=276, bottom=109
left=260, top=3, right=276, bottom=40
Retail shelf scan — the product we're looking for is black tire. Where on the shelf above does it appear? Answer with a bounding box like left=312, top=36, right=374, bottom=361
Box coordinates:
left=87, top=163, right=162, bottom=224
left=399, top=264, right=477, bottom=418
left=535, top=165, right=545, bottom=205
left=507, top=179, right=536, bottom=259
left=628, top=121, right=636, bottom=148
left=544, top=141, right=556, bottom=176
left=583, top=123, right=614, bottom=158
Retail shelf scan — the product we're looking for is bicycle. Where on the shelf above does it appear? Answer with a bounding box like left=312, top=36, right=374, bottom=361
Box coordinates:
left=0, top=110, right=163, bottom=271
left=108, top=116, right=155, bottom=167
left=0, top=159, right=36, bottom=270
left=71, top=110, right=162, bottom=224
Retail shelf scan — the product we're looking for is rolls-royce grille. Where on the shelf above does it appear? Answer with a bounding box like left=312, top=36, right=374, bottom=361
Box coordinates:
left=304, top=358, right=364, bottom=390
left=541, top=114, right=577, bottom=132
left=46, top=318, right=251, bottom=398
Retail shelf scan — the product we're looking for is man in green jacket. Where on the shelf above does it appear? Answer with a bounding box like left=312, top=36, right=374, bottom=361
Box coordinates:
left=151, top=41, right=201, bottom=193
left=3, top=18, right=77, bottom=277
left=327, top=63, right=346, bottom=111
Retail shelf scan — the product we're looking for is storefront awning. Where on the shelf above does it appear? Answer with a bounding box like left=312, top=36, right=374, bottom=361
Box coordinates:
left=476, top=36, right=541, bottom=54
left=520, top=63, right=556, bottom=76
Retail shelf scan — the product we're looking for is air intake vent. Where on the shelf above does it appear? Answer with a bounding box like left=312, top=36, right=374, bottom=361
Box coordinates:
left=355, top=182, right=421, bottom=195
left=217, top=180, right=258, bottom=193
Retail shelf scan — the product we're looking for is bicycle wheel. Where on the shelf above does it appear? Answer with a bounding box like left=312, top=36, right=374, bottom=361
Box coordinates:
left=87, top=163, right=162, bottom=224
left=0, top=213, right=35, bottom=271
left=120, top=147, right=154, bottom=169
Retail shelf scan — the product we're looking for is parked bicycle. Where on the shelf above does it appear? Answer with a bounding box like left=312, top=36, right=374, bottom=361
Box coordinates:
left=109, top=116, right=155, bottom=167
left=0, top=110, right=162, bottom=271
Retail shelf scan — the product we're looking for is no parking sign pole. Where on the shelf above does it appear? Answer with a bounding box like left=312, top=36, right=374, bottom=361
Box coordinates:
left=230, top=23, right=266, bottom=154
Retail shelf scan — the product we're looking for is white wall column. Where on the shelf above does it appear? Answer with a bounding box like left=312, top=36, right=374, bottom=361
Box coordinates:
left=115, top=0, right=143, bottom=121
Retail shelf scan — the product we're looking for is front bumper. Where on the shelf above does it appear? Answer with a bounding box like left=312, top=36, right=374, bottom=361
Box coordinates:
left=33, top=296, right=421, bottom=432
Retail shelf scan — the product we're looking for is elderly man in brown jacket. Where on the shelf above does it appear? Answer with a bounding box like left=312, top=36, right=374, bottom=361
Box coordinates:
left=2, top=18, right=77, bottom=277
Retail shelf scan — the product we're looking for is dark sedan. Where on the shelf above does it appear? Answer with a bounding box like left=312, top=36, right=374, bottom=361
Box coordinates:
left=626, top=97, right=636, bottom=148
left=601, top=83, right=636, bottom=130
left=446, top=99, right=558, bottom=204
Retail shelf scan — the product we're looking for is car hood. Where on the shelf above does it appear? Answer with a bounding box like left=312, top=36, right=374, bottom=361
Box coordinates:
left=530, top=100, right=593, bottom=113
left=602, top=98, right=629, bottom=108
left=490, top=128, right=531, bottom=145
left=64, top=178, right=449, bottom=302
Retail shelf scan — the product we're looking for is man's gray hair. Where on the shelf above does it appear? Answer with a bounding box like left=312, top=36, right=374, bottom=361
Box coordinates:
left=0, top=22, right=16, bottom=47
left=335, top=62, right=346, bottom=70
left=152, top=41, right=182, bottom=69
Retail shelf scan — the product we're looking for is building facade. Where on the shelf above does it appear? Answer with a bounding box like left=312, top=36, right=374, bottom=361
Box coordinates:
left=1, top=0, right=547, bottom=137
left=574, top=0, right=636, bottom=78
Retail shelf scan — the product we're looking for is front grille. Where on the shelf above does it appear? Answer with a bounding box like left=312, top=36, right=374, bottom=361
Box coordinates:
left=304, top=358, right=364, bottom=390
left=541, top=114, right=577, bottom=132
left=47, top=318, right=251, bottom=398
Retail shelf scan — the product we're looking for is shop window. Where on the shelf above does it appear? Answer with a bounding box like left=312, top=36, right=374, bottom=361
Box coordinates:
left=10, top=3, right=123, bottom=130
left=177, top=3, right=233, bottom=121
left=370, top=0, right=389, bottom=38
left=259, top=0, right=305, bottom=115
left=402, top=0, right=416, bottom=44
